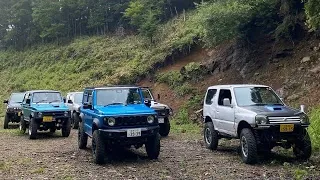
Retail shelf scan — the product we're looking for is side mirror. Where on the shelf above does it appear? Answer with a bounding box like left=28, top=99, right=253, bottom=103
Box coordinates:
left=83, top=103, right=93, bottom=110
left=300, top=104, right=306, bottom=113
left=144, top=99, right=151, bottom=107
left=223, top=98, right=231, bottom=107
left=157, top=94, right=160, bottom=101
left=67, top=100, right=73, bottom=104
left=3, top=100, right=8, bottom=104
left=26, top=99, right=31, bottom=105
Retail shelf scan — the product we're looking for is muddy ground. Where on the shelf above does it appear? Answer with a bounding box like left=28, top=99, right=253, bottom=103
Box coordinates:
left=0, top=121, right=320, bottom=180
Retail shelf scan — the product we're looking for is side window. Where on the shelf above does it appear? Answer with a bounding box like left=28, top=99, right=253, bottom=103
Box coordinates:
left=205, top=89, right=217, bottom=105
left=87, top=91, right=93, bottom=105
left=83, top=91, right=89, bottom=104
left=218, top=89, right=232, bottom=106
left=22, top=93, right=29, bottom=104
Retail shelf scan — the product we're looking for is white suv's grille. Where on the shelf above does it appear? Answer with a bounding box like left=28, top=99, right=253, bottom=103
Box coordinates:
left=268, top=116, right=301, bottom=124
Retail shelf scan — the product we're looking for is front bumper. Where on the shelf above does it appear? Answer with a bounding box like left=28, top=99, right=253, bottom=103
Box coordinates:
left=99, top=126, right=159, bottom=145
left=6, top=111, right=22, bottom=122
left=35, top=116, right=70, bottom=124
left=253, top=124, right=308, bottom=142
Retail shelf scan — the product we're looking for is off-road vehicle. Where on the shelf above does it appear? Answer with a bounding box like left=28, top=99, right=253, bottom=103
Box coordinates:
left=3, top=92, right=25, bottom=129
left=66, top=91, right=83, bottom=129
left=141, top=87, right=172, bottom=137
left=20, top=90, right=71, bottom=139
left=78, top=86, right=160, bottom=164
left=203, top=84, right=311, bottom=164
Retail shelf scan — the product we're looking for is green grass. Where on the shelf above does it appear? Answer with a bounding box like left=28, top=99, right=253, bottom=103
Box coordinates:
left=31, top=167, right=45, bottom=174
left=171, top=120, right=202, bottom=135
left=309, top=108, right=320, bottom=151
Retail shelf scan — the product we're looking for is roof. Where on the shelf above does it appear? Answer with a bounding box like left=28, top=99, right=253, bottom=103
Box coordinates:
left=67, top=91, right=83, bottom=94
left=85, top=85, right=139, bottom=90
left=26, top=90, right=61, bottom=93
left=208, top=84, right=269, bottom=89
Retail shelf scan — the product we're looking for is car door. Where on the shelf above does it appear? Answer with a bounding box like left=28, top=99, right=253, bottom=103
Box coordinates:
left=82, top=90, right=94, bottom=136
left=203, top=88, right=218, bottom=128
left=21, top=93, right=32, bottom=121
left=215, top=89, right=236, bottom=136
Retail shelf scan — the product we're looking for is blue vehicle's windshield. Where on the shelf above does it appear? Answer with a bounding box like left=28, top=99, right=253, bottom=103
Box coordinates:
left=32, top=92, right=63, bottom=103
left=96, top=88, right=142, bottom=106
left=74, top=93, right=83, bottom=103
left=10, top=93, right=25, bottom=103
left=234, top=87, right=283, bottom=106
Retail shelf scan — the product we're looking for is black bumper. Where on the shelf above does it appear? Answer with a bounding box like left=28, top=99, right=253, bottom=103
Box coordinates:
left=35, top=116, right=70, bottom=124
left=99, top=126, right=159, bottom=145
left=254, top=124, right=308, bottom=142
left=6, top=112, right=21, bottom=122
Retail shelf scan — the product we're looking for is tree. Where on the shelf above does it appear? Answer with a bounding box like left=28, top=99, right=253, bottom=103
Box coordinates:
left=305, top=0, right=320, bottom=31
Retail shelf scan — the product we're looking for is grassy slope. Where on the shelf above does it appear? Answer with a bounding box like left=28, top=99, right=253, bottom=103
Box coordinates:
left=0, top=12, right=197, bottom=105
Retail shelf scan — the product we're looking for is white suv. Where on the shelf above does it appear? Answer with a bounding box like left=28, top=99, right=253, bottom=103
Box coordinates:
left=202, top=84, right=311, bottom=164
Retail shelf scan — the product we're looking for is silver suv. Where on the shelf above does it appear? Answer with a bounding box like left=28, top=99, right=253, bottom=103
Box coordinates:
left=66, top=92, right=83, bottom=129
left=202, top=84, right=311, bottom=164
left=141, top=88, right=172, bottom=137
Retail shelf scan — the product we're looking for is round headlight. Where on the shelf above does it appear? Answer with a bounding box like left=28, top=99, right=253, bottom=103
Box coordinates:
left=300, top=113, right=309, bottom=124
left=64, top=111, right=69, bottom=117
left=147, top=116, right=155, bottom=124
left=255, top=115, right=268, bottom=125
left=37, top=112, right=43, bottom=118
left=107, top=117, right=116, bottom=126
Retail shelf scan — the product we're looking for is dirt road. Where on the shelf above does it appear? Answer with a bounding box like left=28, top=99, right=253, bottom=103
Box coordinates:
left=1, top=122, right=319, bottom=180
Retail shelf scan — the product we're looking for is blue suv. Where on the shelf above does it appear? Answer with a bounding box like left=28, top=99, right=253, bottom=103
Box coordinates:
left=20, top=90, right=71, bottom=139
left=78, top=86, right=160, bottom=164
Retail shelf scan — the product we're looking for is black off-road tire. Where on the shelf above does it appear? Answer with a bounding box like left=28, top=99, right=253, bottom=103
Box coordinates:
left=159, top=119, right=170, bottom=137
left=72, top=112, right=80, bottom=129
left=62, top=118, right=71, bottom=137
left=4, top=114, right=9, bottom=129
left=204, top=122, right=219, bottom=150
left=145, top=133, right=160, bottom=159
left=92, top=130, right=106, bottom=164
left=28, top=118, right=38, bottom=139
left=78, top=121, right=88, bottom=149
left=19, top=116, right=26, bottom=134
left=293, top=129, right=312, bottom=160
left=240, top=128, right=258, bottom=164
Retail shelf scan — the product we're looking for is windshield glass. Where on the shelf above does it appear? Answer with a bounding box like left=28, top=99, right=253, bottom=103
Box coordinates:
left=234, top=87, right=283, bottom=106
left=74, top=93, right=83, bottom=103
left=10, top=93, right=25, bottom=103
left=142, top=89, right=153, bottom=100
left=96, top=88, right=142, bottom=106
left=32, top=92, right=62, bottom=103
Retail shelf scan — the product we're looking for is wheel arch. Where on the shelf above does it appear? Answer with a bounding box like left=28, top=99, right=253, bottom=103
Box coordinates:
left=237, top=120, right=252, bottom=138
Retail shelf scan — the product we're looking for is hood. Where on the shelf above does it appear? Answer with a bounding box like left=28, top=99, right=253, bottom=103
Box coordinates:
left=7, top=102, right=22, bottom=108
left=32, top=103, right=69, bottom=112
left=242, top=105, right=300, bottom=117
left=94, top=104, right=156, bottom=116
left=151, top=101, right=170, bottom=110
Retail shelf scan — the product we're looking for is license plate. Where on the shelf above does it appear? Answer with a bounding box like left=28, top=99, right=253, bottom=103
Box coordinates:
left=127, top=129, right=141, bottom=137
left=280, top=124, right=294, bottom=132
left=158, top=118, right=165, bottom=123
left=17, top=112, right=21, bottom=116
left=43, top=116, right=53, bottom=122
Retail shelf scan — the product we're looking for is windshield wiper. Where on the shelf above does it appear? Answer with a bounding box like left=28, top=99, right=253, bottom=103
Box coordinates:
left=36, top=100, right=48, bottom=104
left=49, top=100, right=61, bottom=103
left=104, top=103, right=125, bottom=106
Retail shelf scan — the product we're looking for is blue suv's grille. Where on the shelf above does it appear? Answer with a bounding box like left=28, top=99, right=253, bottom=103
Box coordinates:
left=42, top=112, right=64, bottom=116
left=115, top=116, right=148, bottom=126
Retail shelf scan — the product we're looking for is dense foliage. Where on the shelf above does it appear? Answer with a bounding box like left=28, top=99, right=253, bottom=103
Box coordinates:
left=0, top=0, right=199, bottom=49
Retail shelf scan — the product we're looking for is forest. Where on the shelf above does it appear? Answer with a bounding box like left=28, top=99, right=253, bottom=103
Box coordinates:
left=0, top=0, right=319, bottom=50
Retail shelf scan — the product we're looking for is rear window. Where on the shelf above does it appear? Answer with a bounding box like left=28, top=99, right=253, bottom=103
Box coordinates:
left=205, top=89, right=217, bottom=105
